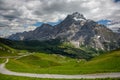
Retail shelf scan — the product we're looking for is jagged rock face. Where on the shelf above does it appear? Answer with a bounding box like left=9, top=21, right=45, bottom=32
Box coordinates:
left=8, top=12, right=120, bottom=50
left=54, top=12, right=87, bottom=39
left=9, top=24, right=54, bottom=41
left=31, top=24, right=54, bottom=40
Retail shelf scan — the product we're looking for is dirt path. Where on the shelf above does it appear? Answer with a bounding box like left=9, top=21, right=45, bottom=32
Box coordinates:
left=0, top=59, right=120, bottom=79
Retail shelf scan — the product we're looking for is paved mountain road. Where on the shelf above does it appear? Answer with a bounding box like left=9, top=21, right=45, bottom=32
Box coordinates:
left=0, top=58, right=120, bottom=79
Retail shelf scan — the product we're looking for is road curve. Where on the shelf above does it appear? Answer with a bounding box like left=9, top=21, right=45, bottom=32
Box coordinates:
left=0, top=59, right=120, bottom=79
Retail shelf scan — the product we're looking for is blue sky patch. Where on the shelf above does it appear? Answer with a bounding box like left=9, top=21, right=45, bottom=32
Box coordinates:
left=114, top=0, right=120, bottom=2
left=33, top=22, right=43, bottom=27
left=97, top=20, right=111, bottom=25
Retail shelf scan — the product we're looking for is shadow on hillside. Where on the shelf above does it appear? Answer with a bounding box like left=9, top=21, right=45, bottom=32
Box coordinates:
left=0, top=38, right=94, bottom=60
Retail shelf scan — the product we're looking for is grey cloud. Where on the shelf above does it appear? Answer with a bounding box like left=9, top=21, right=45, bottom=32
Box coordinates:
left=2, top=14, right=19, bottom=21
left=0, top=0, right=120, bottom=37
left=107, top=10, right=120, bottom=20
left=34, top=0, right=89, bottom=16
left=0, top=23, right=8, bottom=27
left=1, top=0, right=119, bottom=22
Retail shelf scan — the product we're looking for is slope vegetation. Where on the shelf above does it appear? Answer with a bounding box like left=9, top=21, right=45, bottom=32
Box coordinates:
left=1, top=38, right=97, bottom=60
left=6, top=49, right=120, bottom=74
left=0, top=38, right=18, bottom=56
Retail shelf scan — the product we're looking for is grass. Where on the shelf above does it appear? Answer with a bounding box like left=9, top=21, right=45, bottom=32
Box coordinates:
left=0, top=38, right=120, bottom=79
left=6, top=53, right=77, bottom=74
left=0, top=74, right=119, bottom=80
left=74, top=50, right=120, bottom=74
left=0, top=42, right=18, bottom=57
left=0, top=50, right=17, bottom=57
left=0, top=58, right=5, bottom=63
left=6, top=49, right=120, bottom=74
left=0, top=40, right=29, bottom=57
left=0, top=38, right=94, bottom=59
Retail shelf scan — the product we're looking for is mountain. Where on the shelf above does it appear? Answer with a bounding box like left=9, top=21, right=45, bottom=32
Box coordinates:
left=8, top=12, right=120, bottom=51
left=107, top=20, right=120, bottom=33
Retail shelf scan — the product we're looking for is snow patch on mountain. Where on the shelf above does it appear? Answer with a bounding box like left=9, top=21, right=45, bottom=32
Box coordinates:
left=72, top=12, right=86, bottom=21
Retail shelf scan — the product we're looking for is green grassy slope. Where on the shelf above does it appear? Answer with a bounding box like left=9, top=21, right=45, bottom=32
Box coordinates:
left=0, top=38, right=98, bottom=60
left=0, top=58, right=5, bottom=63
left=76, top=49, right=120, bottom=74
left=0, top=42, right=18, bottom=56
left=0, top=38, right=26, bottom=56
left=6, top=53, right=77, bottom=74
left=6, top=49, right=120, bottom=74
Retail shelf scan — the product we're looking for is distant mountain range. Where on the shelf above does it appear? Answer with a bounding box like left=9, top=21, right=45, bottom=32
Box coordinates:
left=8, top=12, right=120, bottom=51
left=107, top=20, right=120, bottom=33
left=97, top=19, right=120, bottom=33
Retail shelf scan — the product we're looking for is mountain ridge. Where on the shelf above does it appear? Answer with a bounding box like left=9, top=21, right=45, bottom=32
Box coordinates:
left=8, top=12, right=120, bottom=51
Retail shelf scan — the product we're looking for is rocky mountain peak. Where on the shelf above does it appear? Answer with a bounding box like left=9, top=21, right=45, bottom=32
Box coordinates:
left=8, top=12, right=120, bottom=51
left=71, top=12, right=86, bottom=21
left=63, top=12, right=87, bottom=24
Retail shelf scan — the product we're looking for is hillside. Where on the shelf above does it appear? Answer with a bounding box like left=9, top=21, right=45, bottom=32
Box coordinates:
left=0, top=38, right=18, bottom=56
left=1, top=38, right=105, bottom=60
left=6, top=49, right=120, bottom=74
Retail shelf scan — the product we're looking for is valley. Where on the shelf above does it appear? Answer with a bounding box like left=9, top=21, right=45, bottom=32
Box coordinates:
left=0, top=38, right=120, bottom=79
left=0, top=12, right=120, bottom=79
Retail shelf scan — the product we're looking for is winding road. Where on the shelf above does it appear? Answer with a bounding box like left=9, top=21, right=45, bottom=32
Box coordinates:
left=0, top=58, right=120, bottom=79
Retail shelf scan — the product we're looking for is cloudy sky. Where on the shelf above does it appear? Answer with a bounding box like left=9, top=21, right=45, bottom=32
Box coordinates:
left=0, top=0, right=120, bottom=37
